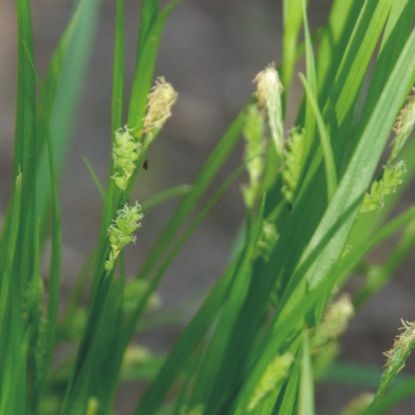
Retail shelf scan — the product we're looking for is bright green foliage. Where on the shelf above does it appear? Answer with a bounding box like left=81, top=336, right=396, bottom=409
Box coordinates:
left=2, top=0, right=415, bottom=414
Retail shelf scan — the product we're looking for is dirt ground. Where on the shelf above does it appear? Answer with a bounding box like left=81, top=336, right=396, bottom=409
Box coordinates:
left=0, top=1, right=414, bottom=413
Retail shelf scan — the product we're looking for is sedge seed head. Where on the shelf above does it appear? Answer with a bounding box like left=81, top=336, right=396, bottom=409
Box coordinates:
left=105, top=202, right=143, bottom=272
left=111, top=126, right=142, bottom=191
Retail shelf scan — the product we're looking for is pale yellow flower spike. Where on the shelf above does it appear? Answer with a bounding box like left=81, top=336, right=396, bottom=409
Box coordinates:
left=144, top=76, right=178, bottom=138
left=254, top=65, right=284, bottom=158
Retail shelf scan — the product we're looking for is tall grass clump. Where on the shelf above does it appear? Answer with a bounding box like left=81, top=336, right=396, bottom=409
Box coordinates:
left=1, top=0, right=415, bottom=414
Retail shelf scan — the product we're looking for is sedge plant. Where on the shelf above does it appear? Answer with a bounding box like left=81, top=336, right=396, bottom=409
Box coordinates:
left=1, top=0, right=415, bottom=414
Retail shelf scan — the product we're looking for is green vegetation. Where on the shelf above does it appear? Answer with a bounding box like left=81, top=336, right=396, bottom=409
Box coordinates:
left=1, top=0, right=415, bottom=414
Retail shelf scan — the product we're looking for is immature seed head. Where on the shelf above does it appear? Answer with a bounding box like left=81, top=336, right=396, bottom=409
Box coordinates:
left=255, top=220, right=278, bottom=261
left=122, top=345, right=152, bottom=369
left=361, top=160, right=407, bottom=213
left=144, top=77, right=177, bottom=135
left=248, top=352, right=293, bottom=412
left=341, top=393, right=374, bottom=415
left=282, top=128, right=306, bottom=203
left=314, top=294, right=354, bottom=347
left=242, top=104, right=265, bottom=207
left=112, top=126, right=142, bottom=191
left=86, top=397, right=99, bottom=415
left=105, top=202, right=144, bottom=272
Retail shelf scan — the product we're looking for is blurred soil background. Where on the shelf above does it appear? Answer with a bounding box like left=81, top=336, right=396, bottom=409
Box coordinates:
left=0, top=0, right=414, bottom=413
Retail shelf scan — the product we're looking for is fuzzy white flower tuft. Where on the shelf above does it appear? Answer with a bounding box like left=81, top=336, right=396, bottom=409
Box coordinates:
left=254, top=65, right=284, bottom=157
left=144, top=77, right=177, bottom=136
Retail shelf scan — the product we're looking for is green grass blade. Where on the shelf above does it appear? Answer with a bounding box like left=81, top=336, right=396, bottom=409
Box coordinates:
left=111, top=0, right=125, bottom=132
left=141, top=184, right=192, bottom=212
left=82, top=156, right=105, bottom=199
left=327, top=0, right=393, bottom=127
left=281, top=0, right=304, bottom=99
left=300, top=74, right=337, bottom=199
left=298, top=331, right=315, bottom=415
left=134, top=261, right=237, bottom=414
left=127, top=2, right=180, bottom=129
left=35, top=0, right=101, bottom=218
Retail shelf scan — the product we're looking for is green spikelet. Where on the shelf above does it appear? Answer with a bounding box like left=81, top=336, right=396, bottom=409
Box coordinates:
left=248, top=352, right=293, bottom=412
left=361, top=161, right=406, bottom=213
left=105, top=203, right=144, bottom=272
left=111, top=126, right=142, bottom=191
left=282, top=129, right=305, bottom=203
left=242, top=104, right=265, bottom=208
left=313, top=294, right=354, bottom=348
left=85, top=397, right=99, bottom=415
left=255, top=220, right=278, bottom=261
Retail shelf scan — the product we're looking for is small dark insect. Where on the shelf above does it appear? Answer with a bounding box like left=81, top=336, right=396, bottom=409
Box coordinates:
left=143, top=159, right=149, bottom=170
